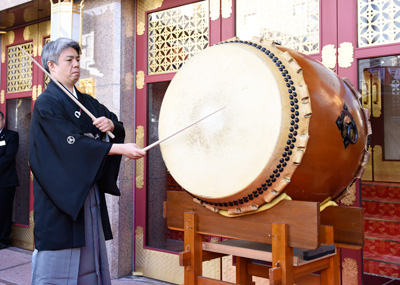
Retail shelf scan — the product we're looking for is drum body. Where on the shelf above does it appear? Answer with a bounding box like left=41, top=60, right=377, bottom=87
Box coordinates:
left=159, top=39, right=371, bottom=214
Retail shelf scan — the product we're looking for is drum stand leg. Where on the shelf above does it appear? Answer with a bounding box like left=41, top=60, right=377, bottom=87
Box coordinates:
left=236, top=256, right=254, bottom=285
left=270, top=223, right=294, bottom=285
left=320, top=226, right=341, bottom=285
left=269, top=224, right=340, bottom=285
left=180, top=213, right=341, bottom=285
left=182, top=212, right=202, bottom=285
left=181, top=212, right=235, bottom=285
left=233, top=224, right=296, bottom=285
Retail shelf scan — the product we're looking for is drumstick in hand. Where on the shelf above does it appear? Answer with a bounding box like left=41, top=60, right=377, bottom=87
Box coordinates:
left=18, top=46, right=115, bottom=139
left=126, top=105, right=226, bottom=161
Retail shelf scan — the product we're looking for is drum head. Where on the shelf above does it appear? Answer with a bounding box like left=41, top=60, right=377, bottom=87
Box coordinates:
left=159, top=43, right=284, bottom=199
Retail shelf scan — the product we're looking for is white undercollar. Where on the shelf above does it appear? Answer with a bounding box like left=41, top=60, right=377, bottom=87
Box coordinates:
left=72, top=87, right=78, bottom=99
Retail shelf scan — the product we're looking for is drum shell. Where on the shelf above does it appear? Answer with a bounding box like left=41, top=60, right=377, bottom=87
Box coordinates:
left=275, top=46, right=368, bottom=202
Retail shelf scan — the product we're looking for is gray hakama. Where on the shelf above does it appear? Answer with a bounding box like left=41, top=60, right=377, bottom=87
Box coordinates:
left=32, top=185, right=111, bottom=285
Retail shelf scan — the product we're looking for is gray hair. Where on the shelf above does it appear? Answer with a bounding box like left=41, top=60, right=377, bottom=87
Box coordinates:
left=41, top=38, right=81, bottom=72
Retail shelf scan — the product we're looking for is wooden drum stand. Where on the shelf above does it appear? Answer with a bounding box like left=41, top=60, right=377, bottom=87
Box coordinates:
left=165, top=191, right=363, bottom=285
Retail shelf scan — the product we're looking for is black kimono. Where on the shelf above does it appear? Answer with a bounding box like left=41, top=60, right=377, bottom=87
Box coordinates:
left=29, top=80, right=125, bottom=251
left=0, top=128, right=19, bottom=246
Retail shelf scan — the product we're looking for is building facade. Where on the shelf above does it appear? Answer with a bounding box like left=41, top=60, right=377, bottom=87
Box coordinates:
left=0, top=0, right=399, bottom=283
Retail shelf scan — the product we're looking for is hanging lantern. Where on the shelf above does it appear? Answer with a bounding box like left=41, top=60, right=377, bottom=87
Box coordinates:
left=50, top=0, right=85, bottom=44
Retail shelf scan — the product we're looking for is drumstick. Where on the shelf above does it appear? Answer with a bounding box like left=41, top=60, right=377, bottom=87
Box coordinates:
left=145, top=105, right=226, bottom=152
left=18, top=46, right=115, bottom=139
left=125, top=105, right=226, bottom=161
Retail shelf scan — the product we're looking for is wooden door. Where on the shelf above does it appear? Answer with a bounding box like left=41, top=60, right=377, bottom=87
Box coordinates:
left=0, top=21, right=50, bottom=250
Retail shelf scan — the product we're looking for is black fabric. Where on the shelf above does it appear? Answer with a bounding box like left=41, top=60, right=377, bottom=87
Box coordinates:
left=0, top=128, right=19, bottom=188
left=0, top=187, right=16, bottom=244
left=29, top=80, right=125, bottom=250
left=0, top=128, right=19, bottom=244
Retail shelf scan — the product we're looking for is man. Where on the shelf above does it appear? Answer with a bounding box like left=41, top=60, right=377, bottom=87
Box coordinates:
left=29, top=38, right=145, bottom=284
left=0, top=111, right=19, bottom=250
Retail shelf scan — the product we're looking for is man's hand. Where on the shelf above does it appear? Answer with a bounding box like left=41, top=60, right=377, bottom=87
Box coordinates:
left=93, top=116, right=114, bottom=133
left=109, top=143, right=146, bottom=160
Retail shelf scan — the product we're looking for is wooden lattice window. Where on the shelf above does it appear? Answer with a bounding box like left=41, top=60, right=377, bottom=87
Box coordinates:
left=7, top=42, right=33, bottom=93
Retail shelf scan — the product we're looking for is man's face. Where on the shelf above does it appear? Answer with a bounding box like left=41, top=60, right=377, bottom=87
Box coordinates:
left=0, top=116, right=5, bottom=130
left=48, top=47, right=80, bottom=88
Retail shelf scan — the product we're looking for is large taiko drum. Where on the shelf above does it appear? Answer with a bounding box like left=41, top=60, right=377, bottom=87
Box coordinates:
left=159, top=38, right=371, bottom=215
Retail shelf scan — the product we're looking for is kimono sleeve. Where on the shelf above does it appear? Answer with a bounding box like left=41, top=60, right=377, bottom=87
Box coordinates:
left=29, top=95, right=112, bottom=221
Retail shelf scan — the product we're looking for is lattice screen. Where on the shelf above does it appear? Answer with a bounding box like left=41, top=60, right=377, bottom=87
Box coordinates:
left=236, top=0, right=319, bottom=54
left=7, top=43, right=33, bottom=93
left=147, top=1, right=209, bottom=75
left=358, top=0, right=400, bottom=47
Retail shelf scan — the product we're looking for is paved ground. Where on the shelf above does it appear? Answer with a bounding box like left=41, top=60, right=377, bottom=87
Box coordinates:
left=0, top=246, right=174, bottom=285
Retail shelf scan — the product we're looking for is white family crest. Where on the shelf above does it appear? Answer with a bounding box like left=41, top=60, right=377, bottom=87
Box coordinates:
left=67, top=136, right=75, bottom=144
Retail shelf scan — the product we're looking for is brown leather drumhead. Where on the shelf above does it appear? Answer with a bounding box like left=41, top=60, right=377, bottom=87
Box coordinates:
left=159, top=39, right=370, bottom=214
